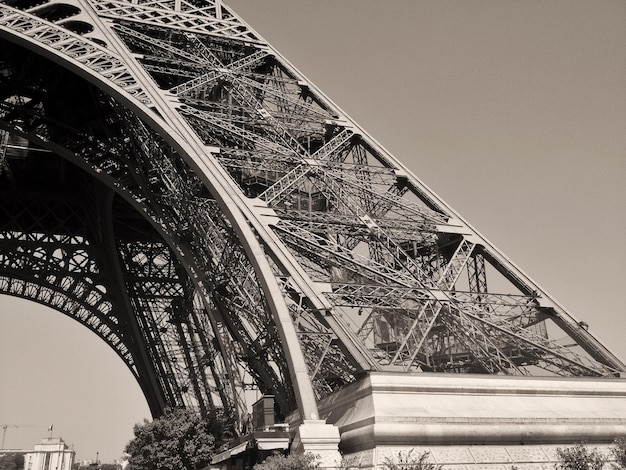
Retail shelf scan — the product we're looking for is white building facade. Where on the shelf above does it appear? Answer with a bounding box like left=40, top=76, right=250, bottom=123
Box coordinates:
left=22, top=438, right=74, bottom=470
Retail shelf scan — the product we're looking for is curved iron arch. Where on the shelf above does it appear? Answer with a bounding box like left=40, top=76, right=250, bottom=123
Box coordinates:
left=0, top=28, right=318, bottom=426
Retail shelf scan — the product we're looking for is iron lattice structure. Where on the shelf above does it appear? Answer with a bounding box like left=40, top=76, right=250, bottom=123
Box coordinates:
left=0, top=0, right=624, bottom=431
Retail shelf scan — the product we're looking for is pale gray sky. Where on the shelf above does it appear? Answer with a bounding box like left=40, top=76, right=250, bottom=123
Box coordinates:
left=1, top=0, right=625, bottom=463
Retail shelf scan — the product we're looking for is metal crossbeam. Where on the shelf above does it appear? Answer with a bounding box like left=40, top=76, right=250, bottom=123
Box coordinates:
left=170, top=49, right=270, bottom=95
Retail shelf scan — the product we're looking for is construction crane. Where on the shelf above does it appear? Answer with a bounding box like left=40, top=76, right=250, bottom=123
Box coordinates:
left=1, top=424, right=41, bottom=449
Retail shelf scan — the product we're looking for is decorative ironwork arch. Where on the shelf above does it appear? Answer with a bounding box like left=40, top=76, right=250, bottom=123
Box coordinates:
left=0, top=38, right=315, bottom=427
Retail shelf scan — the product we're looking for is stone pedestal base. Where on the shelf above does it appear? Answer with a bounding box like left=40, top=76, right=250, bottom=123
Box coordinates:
left=317, top=372, right=626, bottom=469
left=291, top=419, right=342, bottom=468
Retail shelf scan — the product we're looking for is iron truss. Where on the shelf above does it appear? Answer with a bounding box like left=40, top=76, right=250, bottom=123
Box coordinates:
left=0, top=0, right=624, bottom=430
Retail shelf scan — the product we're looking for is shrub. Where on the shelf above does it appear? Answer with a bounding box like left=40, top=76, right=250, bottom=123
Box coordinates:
left=555, top=444, right=606, bottom=470
left=612, top=438, right=626, bottom=469
left=382, top=450, right=442, bottom=470
left=253, top=452, right=319, bottom=470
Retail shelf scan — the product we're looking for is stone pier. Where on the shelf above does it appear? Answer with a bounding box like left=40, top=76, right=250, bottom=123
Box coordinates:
left=316, top=372, right=626, bottom=469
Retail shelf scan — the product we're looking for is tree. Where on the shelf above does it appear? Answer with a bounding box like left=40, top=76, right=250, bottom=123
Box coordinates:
left=0, top=453, right=24, bottom=470
left=253, top=452, right=319, bottom=470
left=555, top=444, right=606, bottom=470
left=124, top=407, right=231, bottom=470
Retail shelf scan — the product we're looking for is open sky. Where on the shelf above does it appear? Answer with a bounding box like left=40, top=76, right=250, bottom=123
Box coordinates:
left=1, top=0, right=625, bottom=463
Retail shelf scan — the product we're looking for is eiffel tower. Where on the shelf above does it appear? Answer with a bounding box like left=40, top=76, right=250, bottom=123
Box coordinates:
left=0, top=0, right=624, bottom=465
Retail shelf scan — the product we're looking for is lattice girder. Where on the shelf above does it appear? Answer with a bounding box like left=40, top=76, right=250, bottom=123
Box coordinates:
left=0, top=0, right=624, bottom=432
left=0, top=181, right=128, bottom=356
left=0, top=168, right=179, bottom=415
